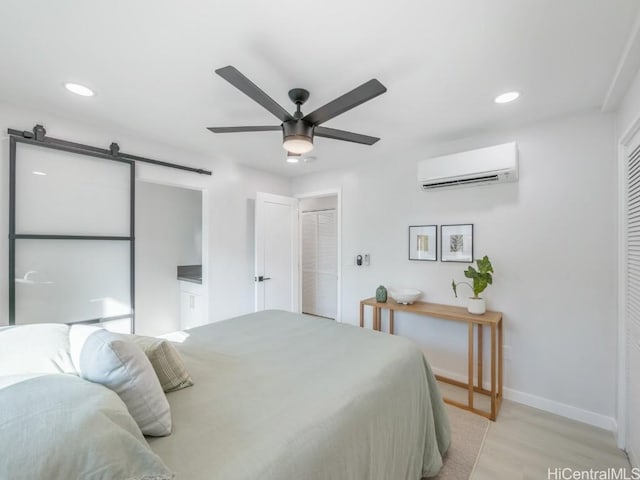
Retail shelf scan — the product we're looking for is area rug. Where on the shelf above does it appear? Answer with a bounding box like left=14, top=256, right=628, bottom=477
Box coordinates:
left=430, top=404, right=490, bottom=480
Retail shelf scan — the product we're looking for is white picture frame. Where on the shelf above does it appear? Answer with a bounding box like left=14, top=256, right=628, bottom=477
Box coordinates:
left=441, top=224, right=474, bottom=262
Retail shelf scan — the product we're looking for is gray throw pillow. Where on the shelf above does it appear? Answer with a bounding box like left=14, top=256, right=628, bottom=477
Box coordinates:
left=123, top=334, right=194, bottom=393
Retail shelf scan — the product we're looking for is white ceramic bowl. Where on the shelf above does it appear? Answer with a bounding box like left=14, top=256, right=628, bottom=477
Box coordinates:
left=389, top=288, right=422, bottom=305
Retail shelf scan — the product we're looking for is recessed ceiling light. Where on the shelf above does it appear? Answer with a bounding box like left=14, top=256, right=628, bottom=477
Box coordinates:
left=494, top=91, right=520, bottom=104
left=64, top=82, right=95, bottom=97
left=32, top=171, right=47, bottom=176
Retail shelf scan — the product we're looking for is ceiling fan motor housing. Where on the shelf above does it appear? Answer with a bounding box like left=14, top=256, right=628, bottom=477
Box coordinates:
left=283, top=119, right=314, bottom=145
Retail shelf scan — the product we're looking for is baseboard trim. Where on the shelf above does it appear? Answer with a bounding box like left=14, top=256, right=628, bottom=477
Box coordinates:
left=503, top=387, right=617, bottom=432
left=431, top=366, right=616, bottom=432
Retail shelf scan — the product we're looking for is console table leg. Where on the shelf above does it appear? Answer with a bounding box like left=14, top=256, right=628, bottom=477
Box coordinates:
left=498, top=319, right=503, bottom=400
left=477, top=324, right=483, bottom=390
left=389, top=310, right=395, bottom=335
left=468, top=322, right=474, bottom=409
left=491, top=323, right=497, bottom=420
left=359, top=302, right=364, bottom=328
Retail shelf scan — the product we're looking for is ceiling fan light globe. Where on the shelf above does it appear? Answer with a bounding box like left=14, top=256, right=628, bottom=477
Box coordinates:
left=283, top=136, right=314, bottom=154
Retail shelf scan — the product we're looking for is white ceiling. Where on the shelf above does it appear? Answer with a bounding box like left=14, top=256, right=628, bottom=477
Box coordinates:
left=0, top=0, right=637, bottom=177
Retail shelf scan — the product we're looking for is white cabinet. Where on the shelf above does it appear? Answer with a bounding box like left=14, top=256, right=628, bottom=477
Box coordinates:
left=179, top=281, right=205, bottom=330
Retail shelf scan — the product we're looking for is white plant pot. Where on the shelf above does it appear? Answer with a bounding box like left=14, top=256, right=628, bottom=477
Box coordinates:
left=467, top=297, right=486, bottom=315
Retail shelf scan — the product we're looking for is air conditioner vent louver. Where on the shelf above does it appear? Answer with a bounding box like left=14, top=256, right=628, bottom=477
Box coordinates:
left=421, top=174, right=500, bottom=190
left=418, top=142, right=518, bottom=191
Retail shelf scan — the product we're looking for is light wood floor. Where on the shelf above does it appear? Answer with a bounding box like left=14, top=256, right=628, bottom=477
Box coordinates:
left=472, top=400, right=630, bottom=479
left=437, top=383, right=631, bottom=479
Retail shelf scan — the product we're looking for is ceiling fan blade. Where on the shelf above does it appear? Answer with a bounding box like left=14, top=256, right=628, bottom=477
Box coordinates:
left=215, top=66, right=293, bottom=122
left=302, top=79, right=387, bottom=126
left=314, top=126, right=380, bottom=145
left=207, top=126, right=282, bottom=133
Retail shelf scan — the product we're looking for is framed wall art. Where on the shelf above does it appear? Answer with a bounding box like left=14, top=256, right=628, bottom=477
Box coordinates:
left=408, top=225, right=437, bottom=261
left=441, top=224, right=474, bottom=262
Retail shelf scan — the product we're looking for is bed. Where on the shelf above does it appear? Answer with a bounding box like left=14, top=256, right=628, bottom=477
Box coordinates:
left=0, top=310, right=450, bottom=480
left=147, top=310, right=450, bottom=479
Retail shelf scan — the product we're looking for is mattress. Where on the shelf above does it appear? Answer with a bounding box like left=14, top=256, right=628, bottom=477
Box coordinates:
left=147, top=310, right=450, bottom=479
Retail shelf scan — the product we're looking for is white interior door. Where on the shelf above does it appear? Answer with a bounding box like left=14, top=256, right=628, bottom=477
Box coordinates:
left=301, top=210, right=337, bottom=318
left=255, top=192, right=299, bottom=312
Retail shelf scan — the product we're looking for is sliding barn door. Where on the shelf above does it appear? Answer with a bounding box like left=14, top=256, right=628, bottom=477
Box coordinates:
left=301, top=209, right=337, bottom=319
left=9, top=138, right=134, bottom=332
left=625, top=129, right=640, bottom=465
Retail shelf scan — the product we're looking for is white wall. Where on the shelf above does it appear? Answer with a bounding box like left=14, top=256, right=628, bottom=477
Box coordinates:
left=293, top=109, right=618, bottom=426
left=136, top=181, right=201, bottom=336
left=617, top=68, right=640, bottom=137
left=0, top=101, right=291, bottom=327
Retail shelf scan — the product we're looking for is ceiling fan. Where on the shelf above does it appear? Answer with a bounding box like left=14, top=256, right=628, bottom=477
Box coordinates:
left=207, top=66, right=387, bottom=155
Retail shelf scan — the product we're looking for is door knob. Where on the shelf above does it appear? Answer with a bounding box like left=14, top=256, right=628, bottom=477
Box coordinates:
left=255, top=276, right=272, bottom=282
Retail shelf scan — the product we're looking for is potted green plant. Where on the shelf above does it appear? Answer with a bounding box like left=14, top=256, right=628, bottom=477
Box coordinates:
left=451, top=255, right=494, bottom=314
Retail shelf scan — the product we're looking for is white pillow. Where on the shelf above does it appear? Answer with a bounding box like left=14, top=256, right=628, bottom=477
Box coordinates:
left=69, top=325, right=172, bottom=436
left=0, top=324, right=75, bottom=376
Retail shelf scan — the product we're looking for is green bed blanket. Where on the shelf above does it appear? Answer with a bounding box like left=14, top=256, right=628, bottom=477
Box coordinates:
left=148, top=310, right=450, bottom=479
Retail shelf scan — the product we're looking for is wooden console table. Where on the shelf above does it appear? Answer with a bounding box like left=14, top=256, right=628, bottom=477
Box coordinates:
left=359, top=298, right=503, bottom=421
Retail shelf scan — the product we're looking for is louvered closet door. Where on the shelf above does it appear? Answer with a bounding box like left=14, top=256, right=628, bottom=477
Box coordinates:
left=626, top=129, right=640, bottom=464
left=301, top=214, right=318, bottom=315
left=301, top=210, right=337, bottom=319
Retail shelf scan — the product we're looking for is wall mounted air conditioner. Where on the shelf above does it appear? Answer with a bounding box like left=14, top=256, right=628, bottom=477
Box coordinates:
left=418, top=142, right=518, bottom=190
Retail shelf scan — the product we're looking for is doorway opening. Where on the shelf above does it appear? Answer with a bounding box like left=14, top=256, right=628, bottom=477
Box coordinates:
left=135, top=180, right=206, bottom=336
left=298, top=192, right=340, bottom=321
